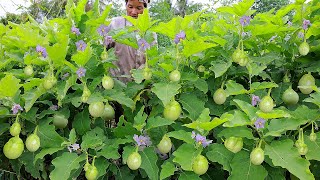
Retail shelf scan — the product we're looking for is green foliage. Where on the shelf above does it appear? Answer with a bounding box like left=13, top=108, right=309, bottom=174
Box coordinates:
left=0, top=0, right=320, bottom=179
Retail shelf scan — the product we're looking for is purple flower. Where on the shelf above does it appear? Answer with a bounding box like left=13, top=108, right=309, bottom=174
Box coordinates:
left=133, top=134, right=152, bottom=147
left=76, top=67, right=86, bottom=78
left=67, top=143, right=80, bottom=152
left=71, top=26, right=81, bottom=35
left=61, top=73, right=70, bottom=80
left=251, top=95, right=261, bottom=106
left=138, top=39, right=150, bottom=51
left=287, top=21, right=292, bottom=27
left=192, top=131, right=213, bottom=148
left=302, top=19, right=311, bottom=30
left=155, top=148, right=169, bottom=160
left=36, top=45, right=48, bottom=58
left=97, top=24, right=110, bottom=36
left=298, top=31, right=304, bottom=39
left=269, top=35, right=277, bottom=42
left=254, top=118, right=266, bottom=129
left=76, top=40, right=87, bottom=51
left=103, top=36, right=113, bottom=47
left=50, top=105, right=58, bottom=111
left=239, top=16, right=251, bottom=26
left=284, top=34, right=291, bottom=42
left=174, top=31, right=186, bottom=44
left=11, top=104, right=23, bottom=115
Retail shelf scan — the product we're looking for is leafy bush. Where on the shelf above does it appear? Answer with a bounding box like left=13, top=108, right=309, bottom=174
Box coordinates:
left=0, top=0, right=319, bottom=179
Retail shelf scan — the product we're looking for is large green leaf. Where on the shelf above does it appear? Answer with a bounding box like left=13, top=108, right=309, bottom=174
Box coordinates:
left=225, top=80, right=248, bottom=96
left=305, top=132, right=320, bottom=161
left=210, top=58, right=232, bottom=78
left=179, top=93, right=205, bottom=121
left=34, top=147, right=64, bottom=164
left=50, top=153, right=86, bottom=180
left=0, top=74, right=21, bottom=98
left=94, top=157, right=111, bottom=180
left=105, top=90, right=135, bottom=109
left=38, top=118, right=65, bottom=148
left=179, top=171, right=201, bottom=180
left=223, top=110, right=250, bottom=127
left=182, top=39, right=216, bottom=58
left=206, top=143, right=234, bottom=172
left=256, top=109, right=291, bottom=119
left=304, top=92, right=320, bottom=108
left=232, top=99, right=257, bottom=120
left=152, top=82, right=181, bottom=107
left=228, top=151, right=268, bottom=180
left=47, top=34, right=69, bottom=67
left=218, top=126, right=255, bottom=139
left=23, top=85, right=47, bottom=112
left=133, top=106, right=147, bottom=131
left=57, top=75, right=77, bottom=102
left=81, top=127, right=107, bottom=150
left=19, top=152, right=41, bottom=179
left=167, top=130, right=194, bottom=144
left=173, top=144, right=199, bottom=171
left=140, top=148, right=159, bottom=180
left=145, top=116, right=174, bottom=130
left=217, top=0, right=255, bottom=16
left=72, top=109, right=91, bottom=136
left=249, top=82, right=278, bottom=93
left=71, top=43, right=93, bottom=66
left=264, top=139, right=314, bottom=180
left=160, top=161, right=176, bottom=180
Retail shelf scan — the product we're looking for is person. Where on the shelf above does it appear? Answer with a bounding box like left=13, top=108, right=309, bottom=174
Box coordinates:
left=107, top=0, right=157, bottom=83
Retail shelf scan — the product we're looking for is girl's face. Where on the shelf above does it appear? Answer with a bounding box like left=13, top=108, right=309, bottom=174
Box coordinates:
left=126, top=0, right=145, bottom=18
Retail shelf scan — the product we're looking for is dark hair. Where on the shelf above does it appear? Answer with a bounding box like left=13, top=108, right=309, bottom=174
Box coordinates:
left=125, top=0, right=150, bottom=8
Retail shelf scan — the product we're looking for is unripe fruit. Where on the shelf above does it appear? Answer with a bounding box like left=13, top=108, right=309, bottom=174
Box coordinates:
left=127, top=152, right=142, bottom=170
left=157, top=135, right=172, bottom=154
left=299, top=42, right=309, bottom=56
left=282, top=87, right=299, bottom=105
left=213, top=88, right=227, bottom=105
left=53, top=114, right=68, bottom=129
left=143, top=68, right=152, bottom=80
left=102, top=76, right=114, bottom=90
left=192, top=155, right=209, bottom=175
left=224, top=137, right=243, bottom=153
left=298, top=73, right=315, bottom=94
left=85, top=165, right=98, bottom=180
left=169, top=70, right=181, bottom=82
left=10, top=122, right=21, bottom=136
left=89, top=102, right=105, bottom=118
left=163, top=100, right=182, bottom=121
left=298, top=144, right=308, bottom=155
left=26, top=134, right=41, bottom=152
left=310, top=133, right=317, bottom=142
left=24, top=65, right=34, bottom=76
left=250, top=147, right=265, bottom=165
left=259, top=96, right=274, bottom=113
left=101, top=103, right=115, bottom=120
left=3, top=136, right=24, bottom=159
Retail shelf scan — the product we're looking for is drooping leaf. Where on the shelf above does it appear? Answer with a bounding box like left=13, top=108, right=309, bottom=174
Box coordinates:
left=152, top=82, right=181, bottom=107
left=145, top=116, right=174, bottom=130
left=256, top=109, right=291, bottom=119
left=72, top=109, right=91, bottom=136
left=218, top=126, right=255, bottom=139
left=34, top=147, right=64, bottom=164
left=223, top=110, right=250, bottom=127
left=94, top=157, right=111, bottom=180
left=210, top=58, right=232, bottom=78
left=305, top=132, right=320, bottom=161
left=173, top=144, right=199, bottom=171
left=225, top=80, right=248, bottom=96
left=105, top=90, right=135, bottom=109
left=228, top=151, right=268, bottom=180
left=19, top=152, right=41, bottom=179
left=206, top=143, right=234, bottom=172
left=160, top=161, right=176, bottom=180
left=140, top=148, right=159, bottom=180
left=81, top=127, right=107, bottom=150
left=38, top=118, right=65, bottom=148
left=249, top=82, right=279, bottom=93
left=265, top=139, right=314, bottom=180
left=133, top=106, right=147, bottom=131
left=97, top=144, right=120, bottom=160
left=179, top=93, right=205, bottom=121
left=0, top=74, right=21, bottom=98
left=179, top=171, right=201, bottom=180
left=304, top=92, right=320, bottom=108
left=68, top=129, right=77, bottom=144
left=50, top=153, right=86, bottom=180
left=192, top=78, right=208, bottom=93
left=182, top=39, right=216, bottom=58
left=167, top=130, right=194, bottom=144
left=23, top=85, right=47, bottom=112
left=232, top=99, right=257, bottom=120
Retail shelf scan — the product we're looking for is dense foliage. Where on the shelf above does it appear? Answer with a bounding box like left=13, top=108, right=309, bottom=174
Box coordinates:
left=0, top=0, right=320, bottom=179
